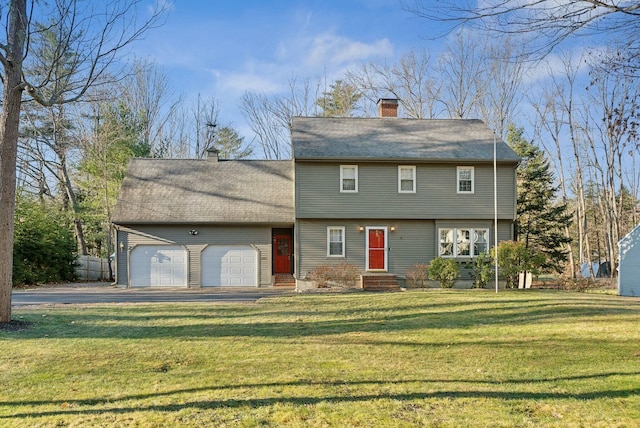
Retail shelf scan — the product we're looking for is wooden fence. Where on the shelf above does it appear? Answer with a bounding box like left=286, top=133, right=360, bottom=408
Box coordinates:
left=75, top=255, right=111, bottom=281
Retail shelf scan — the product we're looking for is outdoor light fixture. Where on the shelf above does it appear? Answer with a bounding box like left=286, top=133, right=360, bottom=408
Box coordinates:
left=189, top=229, right=199, bottom=236
left=358, top=226, right=364, bottom=232
left=390, top=226, right=396, bottom=232
left=119, top=242, right=125, bottom=252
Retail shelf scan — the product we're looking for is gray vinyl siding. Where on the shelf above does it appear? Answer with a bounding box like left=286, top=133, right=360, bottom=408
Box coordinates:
left=297, top=220, right=433, bottom=279
left=295, top=162, right=517, bottom=220
left=498, top=220, right=514, bottom=242
left=114, top=225, right=273, bottom=287
left=296, top=219, right=513, bottom=280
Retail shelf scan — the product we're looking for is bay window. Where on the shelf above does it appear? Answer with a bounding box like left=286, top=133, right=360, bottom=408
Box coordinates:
left=439, top=227, right=488, bottom=257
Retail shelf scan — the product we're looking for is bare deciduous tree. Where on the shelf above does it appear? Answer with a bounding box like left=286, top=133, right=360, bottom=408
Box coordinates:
left=582, top=59, right=639, bottom=275
left=122, top=59, right=180, bottom=158
left=478, top=37, right=525, bottom=139
left=438, top=31, right=486, bottom=119
left=0, top=0, right=167, bottom=323
left=404, top=0, right=640, bottom=71
left=346, top=49, right=443, bottom=118
left=530, top=80, right=576, bottom=277
left=193, top=95, right=220, bottom=158
left=241, top=77, right=319, bottom=159
left=241, top=91, right=290, bottom=159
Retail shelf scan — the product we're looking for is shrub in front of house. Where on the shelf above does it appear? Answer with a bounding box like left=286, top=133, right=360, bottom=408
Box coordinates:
left=308, top=262, right=361, bottom=288
left=427, top=257, right=460, bottom=288
left=469, top=252, right=494, bottom=288
left=406, top=263, right=429, bottom=288
left=491, top=240, right=542, bottom=288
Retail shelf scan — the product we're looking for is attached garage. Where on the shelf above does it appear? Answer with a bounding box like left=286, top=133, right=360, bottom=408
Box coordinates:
left=202, top=245, right=258, bottom=287
left=129, top=245, right=188, bottom=287
left=112, top=159, right=294, bottom=288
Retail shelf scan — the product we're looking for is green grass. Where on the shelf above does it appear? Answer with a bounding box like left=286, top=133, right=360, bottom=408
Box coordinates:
left=1, top=290, right=639, bottom=427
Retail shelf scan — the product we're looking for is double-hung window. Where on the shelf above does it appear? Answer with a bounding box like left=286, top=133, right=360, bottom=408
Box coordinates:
left=457, top=166, right=474, bottom=194
left=439, top=228, right=488, bottom=258
left=340, top=165, right=358, bottom=192
left=327, top=227, right=345, bottom=257
left=398, top=165, right=416, bottom=193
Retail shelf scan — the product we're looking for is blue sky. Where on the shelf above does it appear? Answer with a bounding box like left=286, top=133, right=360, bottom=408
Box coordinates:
left=131, top=0, right=438, bottom=132
left=128, top=0, right=601, bottom=147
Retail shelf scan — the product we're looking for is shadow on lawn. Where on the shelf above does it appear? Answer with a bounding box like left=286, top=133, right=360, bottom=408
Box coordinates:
left=2, top=373, right=639, bottom=420
left=6, top=294, right=639, bottom=340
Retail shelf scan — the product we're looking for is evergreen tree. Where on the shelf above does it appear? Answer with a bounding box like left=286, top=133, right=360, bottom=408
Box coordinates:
left=316, top=80, right=362, bottom=117
left=507, top=123, right=572, bottom=273
left=13, top=193, right=77, bottom=285
left=213, top=126, right=252, bottom=159
left=77, top=101, right=147, bottom=257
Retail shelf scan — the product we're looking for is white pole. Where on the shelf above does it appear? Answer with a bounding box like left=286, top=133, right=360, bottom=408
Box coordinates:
left=494, top=131, right=499, bottom=293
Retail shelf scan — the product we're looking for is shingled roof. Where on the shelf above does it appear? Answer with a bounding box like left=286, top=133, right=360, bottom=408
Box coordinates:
left=113, top=159, right=294, bottom=224
left=292, top=117, right=520, bottom=162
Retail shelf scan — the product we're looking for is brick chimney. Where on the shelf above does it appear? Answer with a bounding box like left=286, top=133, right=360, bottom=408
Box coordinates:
left=377, top=98, right=398, bottom=118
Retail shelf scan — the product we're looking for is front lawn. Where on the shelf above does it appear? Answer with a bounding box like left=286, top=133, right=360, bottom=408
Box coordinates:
left=1, top=290, right=639, bottom=427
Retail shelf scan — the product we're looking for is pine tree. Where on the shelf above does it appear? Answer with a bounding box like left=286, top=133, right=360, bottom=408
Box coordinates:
left=316, top=80, right=362, bottom=117
left=213, top=126, right=252, bottom=159
left=77, top=101, right=148, bottom=257
left=507, top=124, right=572, bottom=273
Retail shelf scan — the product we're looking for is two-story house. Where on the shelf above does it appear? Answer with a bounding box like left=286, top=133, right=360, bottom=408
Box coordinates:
left=292, top=100, right=520, bottom=285
left=112, top=99, right=519, bottom=288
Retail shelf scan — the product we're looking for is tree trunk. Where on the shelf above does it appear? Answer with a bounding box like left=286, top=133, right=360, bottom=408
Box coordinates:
left=59, top=154, right=88, bottom=255
left=0, top=0, right=27, bottom=323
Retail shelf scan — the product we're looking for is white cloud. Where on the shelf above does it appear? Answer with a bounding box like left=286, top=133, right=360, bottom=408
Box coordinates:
left=215, top=30, right=394, bottom=99
left=218, top=70, right=283, bottom=95
left=305, top=32, right=393, bottom=67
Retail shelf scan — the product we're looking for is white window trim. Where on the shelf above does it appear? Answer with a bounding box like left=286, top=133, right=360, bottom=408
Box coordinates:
left=327, top=226, right=346, bottom=257
left=457, top=166, right=474, bottom=194
left=398, top=165, right=416, bottom=193
left=438, top=227, right=489, bottom=258
left=340, top=165, right=358, bottom=193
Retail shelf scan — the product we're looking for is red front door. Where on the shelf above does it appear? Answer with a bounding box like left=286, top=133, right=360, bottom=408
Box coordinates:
left=367, top=228, right=386, bottom=271
left=274, top=234, right=292, bottom=274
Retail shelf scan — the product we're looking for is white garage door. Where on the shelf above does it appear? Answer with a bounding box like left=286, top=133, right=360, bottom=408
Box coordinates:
left=129, top=245, right=187, bottom=287
left=202, top=245, right=258, bottom=287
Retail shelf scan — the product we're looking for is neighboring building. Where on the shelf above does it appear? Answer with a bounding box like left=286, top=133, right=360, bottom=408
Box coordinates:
left=112, top=99, right=520, bottom=288
left=618, top=224, right=640, bottom=297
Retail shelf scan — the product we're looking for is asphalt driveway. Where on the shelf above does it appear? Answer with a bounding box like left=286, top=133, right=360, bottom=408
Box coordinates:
left=11, top=283, right=293, bottom=306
